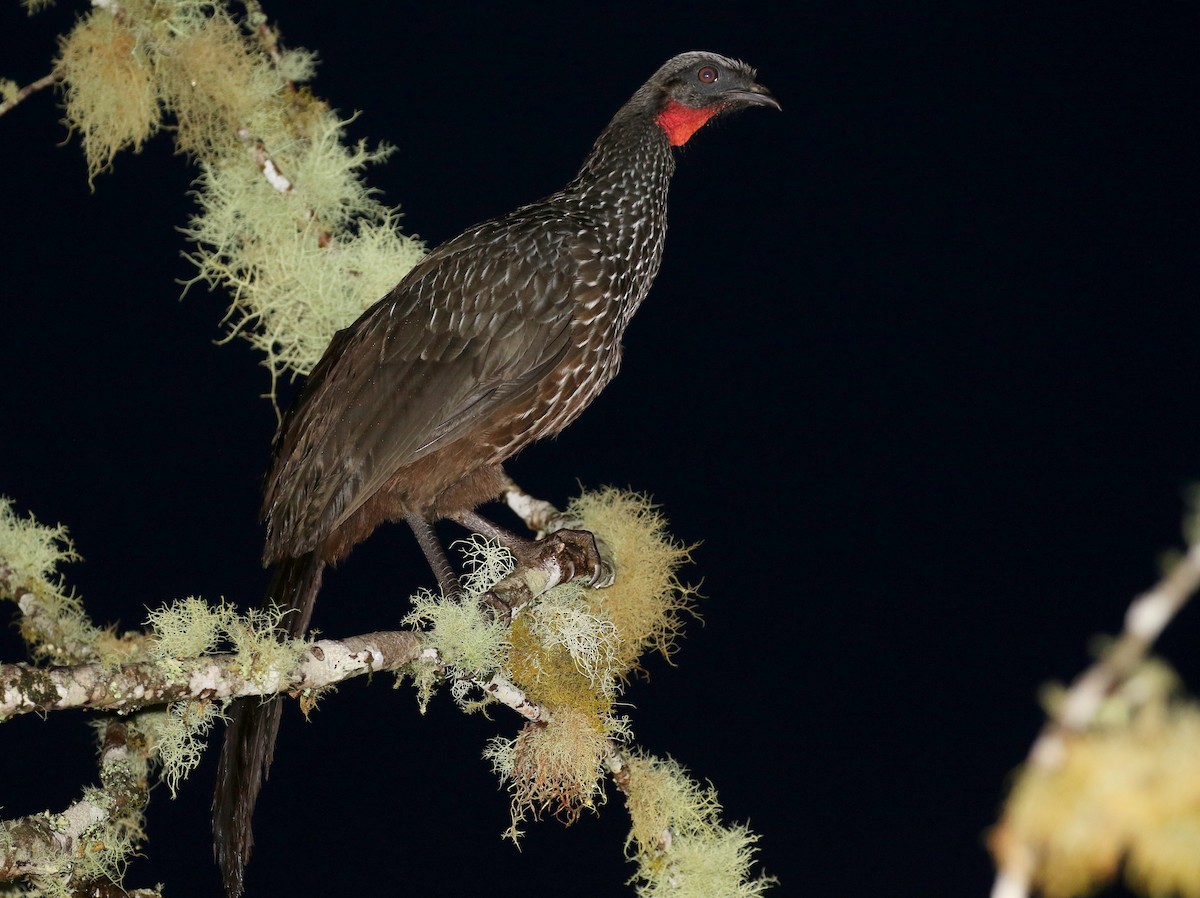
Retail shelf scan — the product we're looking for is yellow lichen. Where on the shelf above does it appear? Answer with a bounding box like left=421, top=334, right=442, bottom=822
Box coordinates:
left=56, top=10, right=161, bottom=182
left=485, top=707, right=621, bottom=839
left=567, top=488, right=698, bottom=675
left=508, top=609, right=613, bottom=734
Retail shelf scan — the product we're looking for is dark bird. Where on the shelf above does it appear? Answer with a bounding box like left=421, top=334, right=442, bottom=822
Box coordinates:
left=213, top=50, right=778, bottom=896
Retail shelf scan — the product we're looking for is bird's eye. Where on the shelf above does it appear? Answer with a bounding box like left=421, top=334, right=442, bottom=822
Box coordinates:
left=697, top=66, right=718, bottom=84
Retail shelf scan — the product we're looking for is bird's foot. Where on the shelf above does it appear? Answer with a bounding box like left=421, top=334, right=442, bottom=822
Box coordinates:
left=452, top=508, right=614, bottom=589
left=543, top=526, right=615, bottom=588
left=499, top=478, right=617, bottom=587
left=523, top=527, right=609, bottom=589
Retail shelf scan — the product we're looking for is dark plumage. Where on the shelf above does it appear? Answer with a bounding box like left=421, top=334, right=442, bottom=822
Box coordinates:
left=213, top=50, right=777, bottom=896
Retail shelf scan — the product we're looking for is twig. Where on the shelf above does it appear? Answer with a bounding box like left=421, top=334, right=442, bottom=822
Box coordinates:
left=0, top=69, right=62, bottom=119
left=480, top=673, right=547, bottom=722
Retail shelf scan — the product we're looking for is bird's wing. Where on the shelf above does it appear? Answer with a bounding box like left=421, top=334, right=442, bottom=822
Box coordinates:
left=262, top=208, right=604, bottom=559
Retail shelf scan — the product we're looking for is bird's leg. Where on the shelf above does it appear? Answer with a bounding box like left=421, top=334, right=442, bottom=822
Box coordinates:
left=406, top=514, right=462, bottom=597
left=498, top=474, right=616, bottom=588
left=451, top=508, right=527, bottom=552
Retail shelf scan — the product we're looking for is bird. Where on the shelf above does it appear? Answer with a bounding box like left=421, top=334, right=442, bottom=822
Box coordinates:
left=212, top=49, right=778, bottom=896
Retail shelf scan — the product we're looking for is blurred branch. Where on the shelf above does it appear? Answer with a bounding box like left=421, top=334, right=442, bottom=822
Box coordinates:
left=990, top=543, right=1200, bottom=898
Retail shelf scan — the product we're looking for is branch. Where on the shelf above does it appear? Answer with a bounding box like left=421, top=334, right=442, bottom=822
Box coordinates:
left=1, top=629, right=425, bottom=718
left=0, top=69, right=62, bottom=119
left=1, top=718, right=155, bottom=894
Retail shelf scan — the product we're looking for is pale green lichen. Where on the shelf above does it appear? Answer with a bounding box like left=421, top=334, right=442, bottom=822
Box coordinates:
left=49, top=0, right=426, bottom=398
left=401, top=539, right=513, bottom=712
left=137, top=701, right=224, bottom=798
left=0, top=498, right=107, bottom=666
left=146, top=595, right=236, bottom=677
left=182, top=115, right=425, bottom=393
left=224, top=603, right=311, bottom=682
left=521, top=583, right=622, bottom=696
left=0, top=497, right=79, bottom=595
left=566, top=489, right=698, bottom=676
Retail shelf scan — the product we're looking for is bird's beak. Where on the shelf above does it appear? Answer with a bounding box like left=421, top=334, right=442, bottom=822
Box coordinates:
left=722, top=84, right=781, bottom=112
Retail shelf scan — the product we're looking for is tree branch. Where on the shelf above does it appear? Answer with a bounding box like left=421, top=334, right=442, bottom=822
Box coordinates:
left=1, top=629, right=426, bottom=718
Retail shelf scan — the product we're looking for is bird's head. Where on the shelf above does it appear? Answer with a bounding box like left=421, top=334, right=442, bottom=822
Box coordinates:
left=648, top=51, right=780, bottom=146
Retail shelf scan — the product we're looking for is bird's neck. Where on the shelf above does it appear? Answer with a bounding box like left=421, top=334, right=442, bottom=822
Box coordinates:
left=564, top=107, right=676, bottom=325
left=571, top=104, right=676, bottom=209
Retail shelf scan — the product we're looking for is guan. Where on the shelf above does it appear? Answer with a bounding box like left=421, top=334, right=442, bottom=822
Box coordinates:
left=213, top=50, right=778, bottom=896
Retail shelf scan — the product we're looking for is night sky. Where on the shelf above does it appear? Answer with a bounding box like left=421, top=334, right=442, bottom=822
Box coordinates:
left=1, top=3, right=1197, bottom=896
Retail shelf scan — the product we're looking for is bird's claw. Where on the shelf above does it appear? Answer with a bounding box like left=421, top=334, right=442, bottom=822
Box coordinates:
left=541, top=528, right=614, bottom=588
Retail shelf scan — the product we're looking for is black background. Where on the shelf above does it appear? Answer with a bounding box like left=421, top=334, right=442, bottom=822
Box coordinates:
left=1, top=3, right=1197, bottom=896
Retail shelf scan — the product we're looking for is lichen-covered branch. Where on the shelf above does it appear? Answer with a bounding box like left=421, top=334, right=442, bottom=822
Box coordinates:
left=1, top=718, right=155, bottom=894
left=8, top=0, right=426, bottom=397
left=1, top=629, right=425, bottom=719
left=2, top=487, right=728, bottom=893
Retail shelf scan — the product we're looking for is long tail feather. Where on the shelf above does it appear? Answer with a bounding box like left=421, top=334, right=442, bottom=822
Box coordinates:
left=213, top=551, right=324, bottom=898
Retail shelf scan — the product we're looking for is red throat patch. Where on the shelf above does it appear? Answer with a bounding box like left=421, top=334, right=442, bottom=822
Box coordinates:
left=655, top=99, right=723, bottom=146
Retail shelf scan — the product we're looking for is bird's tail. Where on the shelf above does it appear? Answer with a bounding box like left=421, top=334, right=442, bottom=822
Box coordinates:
left=212, top=550, right=324, bottom=898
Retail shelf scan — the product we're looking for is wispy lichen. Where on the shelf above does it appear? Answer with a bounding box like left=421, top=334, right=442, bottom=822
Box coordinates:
left=0, top=497, right=108, bottom=666
left=56, top=10, right=161, bottom=182
left=138, top=701, right=224, bottom=798
left=485, top=708, right=630, bottom=840
left=146, top=595, right=236, bottom=677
